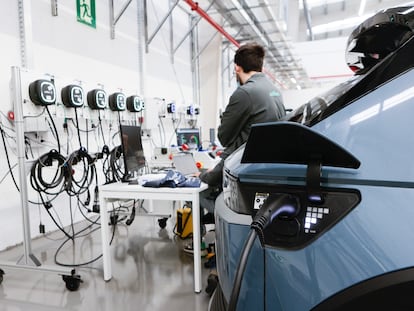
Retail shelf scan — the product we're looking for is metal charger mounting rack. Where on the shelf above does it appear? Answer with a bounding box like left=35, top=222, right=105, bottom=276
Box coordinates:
left=0, top=66, right=82, bottom=291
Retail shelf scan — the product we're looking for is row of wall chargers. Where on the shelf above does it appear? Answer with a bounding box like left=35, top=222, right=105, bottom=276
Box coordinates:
left=12, top=69, right=200, bottom=133
left=17, top=69, right=145, bottom=126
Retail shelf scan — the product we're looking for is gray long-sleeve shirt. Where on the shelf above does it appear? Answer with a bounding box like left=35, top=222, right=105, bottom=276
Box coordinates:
left=218, top=72, right=286, bottom=157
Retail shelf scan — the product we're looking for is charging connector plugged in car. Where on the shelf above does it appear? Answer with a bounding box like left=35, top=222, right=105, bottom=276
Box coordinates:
left=228, top=193, right=300, bottom=311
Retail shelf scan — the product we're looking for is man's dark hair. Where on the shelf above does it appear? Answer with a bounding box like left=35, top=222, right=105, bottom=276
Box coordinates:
left=234, top=43, right=265, bottom=72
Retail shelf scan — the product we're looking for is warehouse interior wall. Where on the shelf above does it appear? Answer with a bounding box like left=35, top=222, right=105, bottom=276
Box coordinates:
left=0, top=0, right=354, bottom=251
left=0, top=0, right=197, bottom=250
left=198, top=28, right=223, bottom=141
left=284, top=37, right=353, bottom=110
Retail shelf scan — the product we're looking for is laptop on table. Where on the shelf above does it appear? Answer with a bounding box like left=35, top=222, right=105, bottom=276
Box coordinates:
left=172, top=153, right=200, bottom=177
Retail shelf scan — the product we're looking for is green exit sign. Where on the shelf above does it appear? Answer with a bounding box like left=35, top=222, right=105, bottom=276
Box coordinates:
left=76, top=0, right=96, bottom=28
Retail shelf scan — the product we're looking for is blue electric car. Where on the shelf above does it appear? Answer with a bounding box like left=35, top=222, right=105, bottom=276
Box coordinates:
left=211, top=6, right=414, bottom=311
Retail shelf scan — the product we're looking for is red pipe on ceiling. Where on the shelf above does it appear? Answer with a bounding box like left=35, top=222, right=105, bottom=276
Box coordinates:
left=183, top=0, right=285, bottom=88
left=184, top=0, right=240, bottom=48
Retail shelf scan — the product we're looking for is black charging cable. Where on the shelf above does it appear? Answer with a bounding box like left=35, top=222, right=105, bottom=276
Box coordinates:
left=98, top=110, right=107, bottom=147
left=64, top=147, right=96, bottom=196
left=125, top=200, right=137, bottom=226
left=0, top=125, right=20, bottom=191
left=45, top=106, right=61, bottom=153
left=228, top=194, right=299, bottom=311
left=107, top=145, right=123, bottom=182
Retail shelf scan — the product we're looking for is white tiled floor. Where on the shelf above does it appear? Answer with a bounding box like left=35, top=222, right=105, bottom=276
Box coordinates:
left=0, top=215, right=214, bottom=311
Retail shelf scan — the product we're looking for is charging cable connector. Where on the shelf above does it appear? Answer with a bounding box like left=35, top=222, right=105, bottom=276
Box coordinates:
left=228, top=193, right=299, bottom=311
left=251, top=194, right=299, bottom=246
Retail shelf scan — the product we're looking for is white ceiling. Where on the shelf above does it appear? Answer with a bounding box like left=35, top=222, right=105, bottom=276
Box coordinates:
left=181, top=0, right=414, bottom=89
left=296, top=0, right=414, bottom=41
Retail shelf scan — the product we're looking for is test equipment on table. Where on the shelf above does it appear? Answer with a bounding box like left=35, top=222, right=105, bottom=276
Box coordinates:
left=176, top=127, right=201, bottom=150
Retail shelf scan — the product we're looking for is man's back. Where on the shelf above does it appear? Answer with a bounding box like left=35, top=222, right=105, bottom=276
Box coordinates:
left=218, top=72, right=286, bottom=156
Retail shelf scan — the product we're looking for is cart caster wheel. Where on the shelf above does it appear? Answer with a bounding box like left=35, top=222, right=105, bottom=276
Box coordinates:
left=0, top=269, right=4, bottom=284
left=62, top=270, right=82, bottom=291
left=158, top=218, right=167, bottom=229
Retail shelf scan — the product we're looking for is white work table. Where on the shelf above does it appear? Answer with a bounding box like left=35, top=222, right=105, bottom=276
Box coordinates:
left=99, top=181, right=208, bottom=293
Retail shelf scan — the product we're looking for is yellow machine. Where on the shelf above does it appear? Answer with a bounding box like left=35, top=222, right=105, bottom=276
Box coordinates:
left=176, top=204, right=193, bottom=238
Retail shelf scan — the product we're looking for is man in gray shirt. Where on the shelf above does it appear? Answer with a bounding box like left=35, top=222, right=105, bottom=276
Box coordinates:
left=185, top=43, right=286, bottom=258
left=192, top=42, right=287, bottom=293
left=198, top=43, right=286, bottom=223
left=219, top=43, right=286, bottom=158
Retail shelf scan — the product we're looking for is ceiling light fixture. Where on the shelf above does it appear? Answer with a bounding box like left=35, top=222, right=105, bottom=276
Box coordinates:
left=312, top=14, right=371, bottom=35
left=300, top=0, right=344, bottom=9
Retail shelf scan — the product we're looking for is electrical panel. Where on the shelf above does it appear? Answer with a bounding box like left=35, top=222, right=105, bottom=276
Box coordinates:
left=167, top=102, right=176, bottom=113
left=19, top=71, right=200, bottom=145
left=126, top=95, right=144, bottom=112
left=28, top=79, right=56, bottom=106
left=186, top=105, right=195, bottom=116
left=109, top=92, right=126, bottom=111
left=61, top=84, right=84, bottom=108
left=87, top=89, right=107, bottom=110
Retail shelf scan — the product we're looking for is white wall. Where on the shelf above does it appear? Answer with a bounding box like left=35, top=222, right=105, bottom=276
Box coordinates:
left=198, top=32, right=223, bottom=143
left=200, top=36, right=354, bottom=121
left=0, top=2, right=360, bottom=252
left=281, top=37, right=355, bottom=110
left=296, top=37, right=352, bottom=80
left=0, top=0, right=196, bottom=250
left=282, top=87, right=328, bottom=111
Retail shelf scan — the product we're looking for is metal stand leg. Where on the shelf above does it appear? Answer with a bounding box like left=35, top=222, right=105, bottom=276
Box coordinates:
left=0, top=66, right=78, bottom=290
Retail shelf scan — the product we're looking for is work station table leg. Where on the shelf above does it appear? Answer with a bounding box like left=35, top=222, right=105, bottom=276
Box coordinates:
left=99, top=191, right=203, bottom=292
left=192, top=193, right=202, bottom=293
left=100, top=197, right=112, bottom=281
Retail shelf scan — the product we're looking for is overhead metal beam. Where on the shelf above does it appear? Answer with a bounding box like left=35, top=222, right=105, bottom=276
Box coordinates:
left=51, top=0, right=58, bottom=16
left=114, top=0, right=132, bottom=24
left=302, top=0, right=314, bottom=41
left=172, top=14, right=201, bottom=55
left=232, top=0, right=269, bottom=46
left=18, top=0, right=34, bottom=69
left=190, top=15, right=200, bottom=107
left=146, top=0, right=180, bottom=47
left=193, top=30, right=219, bottom=62
left=109, top=0, right=133, bottom=39
left=137, top=0, right=146, bottom=96
left=174, top=1, right=217, bottom=54
left=184, top=0, right=240, bottom=47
